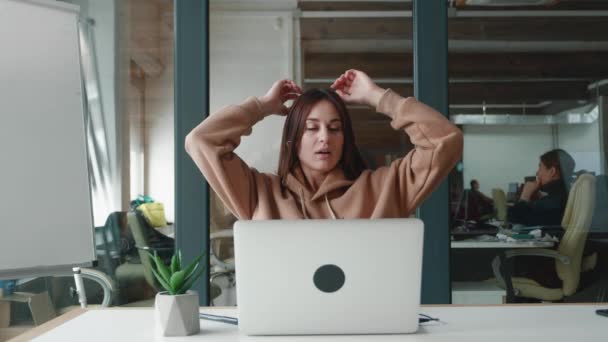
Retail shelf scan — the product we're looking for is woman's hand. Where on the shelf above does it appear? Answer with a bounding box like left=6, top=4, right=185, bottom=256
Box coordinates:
left=258, top=79, right=302, bottom=116
left=330, top=69, right=385, bottom=107
left=520, top=181, right=540, bottom=202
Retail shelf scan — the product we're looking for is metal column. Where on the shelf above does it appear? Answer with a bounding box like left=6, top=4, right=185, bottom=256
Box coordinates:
left=174, top=0, right=210, bottom=305
left=413, top=0, right=451, bottom=304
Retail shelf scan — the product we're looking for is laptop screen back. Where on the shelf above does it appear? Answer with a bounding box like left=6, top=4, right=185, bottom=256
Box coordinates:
left=234, top=218, right=424, bottom=335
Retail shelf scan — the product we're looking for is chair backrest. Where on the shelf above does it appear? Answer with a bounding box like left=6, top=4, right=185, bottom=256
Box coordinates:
left=210, top=190, right=236, bottom=261
left=492, top=188, right=507, bottom=222
left=127, top=211, right=158, bottom=289
left=94, top=211, right=127, bottom=277
left=557, top=173, right=596, bottom=295
left=590, top=174, right=608, bottom=231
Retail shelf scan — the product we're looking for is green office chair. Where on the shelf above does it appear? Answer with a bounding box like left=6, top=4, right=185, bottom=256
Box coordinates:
left=127, top=211, right=175, bottom=290
left=111, top=212, right=154, bottom=304
left=125, top=211, right=221, bottom=301
left=94, top=212, right=122, bottom=277
left=492, top=174, right=597, bottom=301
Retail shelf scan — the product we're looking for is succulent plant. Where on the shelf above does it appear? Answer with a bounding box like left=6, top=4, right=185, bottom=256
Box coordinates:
left=148, top=250, right=206, bottom=295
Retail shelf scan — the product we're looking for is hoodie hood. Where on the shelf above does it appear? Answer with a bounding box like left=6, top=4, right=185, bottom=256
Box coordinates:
left=283, top=166, right=354, bottom=202
left=282, top=166, right=353, bottom=219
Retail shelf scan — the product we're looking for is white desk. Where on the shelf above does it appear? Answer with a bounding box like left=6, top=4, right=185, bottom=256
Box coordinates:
left=19, top=305, right=608, bottom=341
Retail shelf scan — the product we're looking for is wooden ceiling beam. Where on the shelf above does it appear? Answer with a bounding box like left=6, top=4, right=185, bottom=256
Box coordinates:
left=304, top=80, right=592, bottom=105
left=299, top=1, right=411, bottom=12
left=304, top=52, right=608, bottom=79
left=298, top=0, right=608, bottom=11
left=300, top=17, right=608, bottom=41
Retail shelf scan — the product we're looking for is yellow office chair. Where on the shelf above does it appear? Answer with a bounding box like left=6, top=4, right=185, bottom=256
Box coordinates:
left=492, top=188, right=507, bottom=222
left=492, top=174, right=596, bottom=301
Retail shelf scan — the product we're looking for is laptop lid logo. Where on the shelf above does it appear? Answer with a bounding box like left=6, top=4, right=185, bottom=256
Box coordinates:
left=313, top=264, right=345, bottom=293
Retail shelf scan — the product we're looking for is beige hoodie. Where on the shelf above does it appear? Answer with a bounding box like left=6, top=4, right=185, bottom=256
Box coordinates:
left=185, top=89, right=463, bottom=220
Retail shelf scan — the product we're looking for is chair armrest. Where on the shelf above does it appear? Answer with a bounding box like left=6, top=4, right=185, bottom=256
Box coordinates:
left=210, top=229, right=234, bottom=240
left=504, top=248, right=570, bottom=265
left=135, top=245, right=173, bottom=252
left=210, top=229, right=235, bottom=271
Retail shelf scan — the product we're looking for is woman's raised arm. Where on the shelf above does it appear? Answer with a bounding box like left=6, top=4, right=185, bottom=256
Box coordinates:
left=333, top=70, right=463, bottom=215
left=184, top=80, right=301, bottom=219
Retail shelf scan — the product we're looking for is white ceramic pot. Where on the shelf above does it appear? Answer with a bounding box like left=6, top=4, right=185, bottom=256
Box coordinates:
left=155, top=290, right=200, bottom=336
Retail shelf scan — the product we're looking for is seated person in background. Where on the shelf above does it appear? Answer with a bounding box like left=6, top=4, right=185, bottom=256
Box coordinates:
left=469, top=179, right=494, bottom=219
left=453, top=180, right=494, bottom=230
left=508, top=149, right=575, bottom=227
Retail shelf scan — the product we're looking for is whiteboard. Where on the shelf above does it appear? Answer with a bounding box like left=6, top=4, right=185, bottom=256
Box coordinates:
left=0, top=0, right=95, bottom=278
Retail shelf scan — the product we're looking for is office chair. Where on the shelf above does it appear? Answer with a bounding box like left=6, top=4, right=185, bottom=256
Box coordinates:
left=209, top=191, right=237, bottom=306
left=91, top=211, right=148, bottom=305
left=94, top=213, right=121, bottom=277
left=126, top=211, right=174, bottom=291
left=492, top=188, right=507, bottom=222
left=492, top=174, right=597, bottom=301
left=126, top=211, right=222, bottom=302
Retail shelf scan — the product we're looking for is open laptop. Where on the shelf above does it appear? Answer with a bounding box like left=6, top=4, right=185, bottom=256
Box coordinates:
left=234, top=218, right=424, bottom=335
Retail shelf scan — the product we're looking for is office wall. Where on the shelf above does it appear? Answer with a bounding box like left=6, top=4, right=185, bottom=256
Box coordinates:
left=209, top=11, right=295, bottom=173
left=557, top=119, right=602, bottom=175
left=145, top=3, right=175, bottom=221
left=462, top=125, right=554, bottom=195
left=145, top=7, right=295, bottom=222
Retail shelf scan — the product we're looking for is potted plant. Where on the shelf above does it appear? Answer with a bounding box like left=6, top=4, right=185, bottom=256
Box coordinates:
left=148, top=250, right=206, bottom=336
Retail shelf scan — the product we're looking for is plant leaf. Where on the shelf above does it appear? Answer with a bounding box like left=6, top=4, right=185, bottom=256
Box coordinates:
left=183, top=252, right=204, bottom=280
left=150, top=267, right=174, bottom=294
left=144, top=251, right=165, bottom=281
left=152, top=252, right=172, bottom=283
left=178, top=250, right=182, bottom=269
left=169, top=270, right=187, bottom=291
left=175, top=266, right=206, bottom=295
left=170, top=254, right=179, bottom=274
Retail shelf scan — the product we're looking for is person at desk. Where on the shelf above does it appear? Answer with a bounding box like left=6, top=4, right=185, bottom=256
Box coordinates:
left=469, top=179, right=494, bottom=219
left=453, top=179, right=494, bottom=229
left=507, top=149, right=575, bottom=227
left=185, top=69, right=463, bottom=220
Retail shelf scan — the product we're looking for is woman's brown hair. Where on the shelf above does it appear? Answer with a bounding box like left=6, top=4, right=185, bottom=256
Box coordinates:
left=277, top=88, right=368, bottom=181
left=540, top=149, right=575, bottom=183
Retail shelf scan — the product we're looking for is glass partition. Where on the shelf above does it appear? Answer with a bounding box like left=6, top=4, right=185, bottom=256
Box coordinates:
left=3, top=1, right=176, bottom=335
left=207, top=1, right=415, bottom=306
left=448, top=2, right=608, bottom=304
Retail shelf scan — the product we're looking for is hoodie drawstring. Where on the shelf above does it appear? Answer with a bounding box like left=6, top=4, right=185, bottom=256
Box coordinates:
left=299, top=188, right=309, bottom=219
left=325, top=194, right=338, bottom=220
left=298, top=188, right=338, bottom=220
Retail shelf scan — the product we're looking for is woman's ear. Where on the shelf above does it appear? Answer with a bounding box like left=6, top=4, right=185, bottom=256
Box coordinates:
left=549, top=166, right=560, bottom=179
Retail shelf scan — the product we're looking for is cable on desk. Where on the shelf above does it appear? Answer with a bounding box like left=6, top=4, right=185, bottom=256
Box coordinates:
left=418, top=313, right=440, bottom=323
left=199, top=313, right=440, bottom=325
left=199, top=313, right=238, bottom=325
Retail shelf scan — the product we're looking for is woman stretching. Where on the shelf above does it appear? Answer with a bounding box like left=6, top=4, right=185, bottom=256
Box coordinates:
left=185, top=70, right=463, bottom=220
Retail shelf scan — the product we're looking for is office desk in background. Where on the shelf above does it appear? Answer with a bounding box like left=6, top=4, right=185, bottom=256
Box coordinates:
left=16, top=305, right=608, bottom=341
left=451, top=239, right=555, bottom=302
left=451, top=240, right=555, bottom=249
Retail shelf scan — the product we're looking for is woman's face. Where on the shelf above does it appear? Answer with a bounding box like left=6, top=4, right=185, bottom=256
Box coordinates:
left=297, top=100, right=344, bottom=176
left=536, top=161, right=558, bottom=186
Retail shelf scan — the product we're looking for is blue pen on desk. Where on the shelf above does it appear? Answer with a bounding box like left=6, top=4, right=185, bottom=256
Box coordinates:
left=199, top=313, right=238, bottom=325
